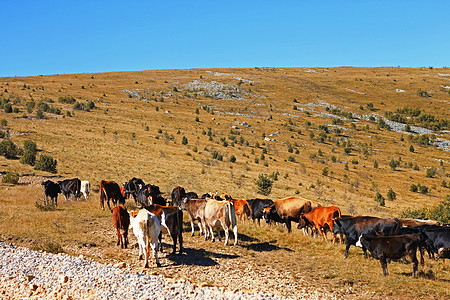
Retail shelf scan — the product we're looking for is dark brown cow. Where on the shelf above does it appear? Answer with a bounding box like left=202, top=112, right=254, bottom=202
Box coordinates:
left=99, top=180, right=125, bottom=211
left=263, top=197, right=321, bottom=233
left=356, top=234, right=424, bottom=277
left=297, top=206, right=342, bottom=243
left=171, top=186, right=186, bottom=207
left=180, top=198, right=207, bottom=236
left=112, top=205, right=130, bottom=248
left=144, top=204, right=183, bottom=255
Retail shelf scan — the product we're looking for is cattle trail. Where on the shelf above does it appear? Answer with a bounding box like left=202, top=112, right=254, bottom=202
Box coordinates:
left=0, top=242, right=283, bottom=299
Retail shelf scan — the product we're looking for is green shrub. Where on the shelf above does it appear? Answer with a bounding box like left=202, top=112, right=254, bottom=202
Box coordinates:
left=0, top=139, right=19, bottom=159
left=255, top=173, right=273, bottom=196
left=418, top=184, right=429, bottom=194
left=58, top=95, right=76, bottom=104
left=2, top=170, right=19, bottom=184
left=387, top=188, right=396, bottom=201
left=182, top=136, right=188, bottom=145
left=389, top=159, right=400, bottom=170
left=374, top=192, right=385, bottom=206
left=426, top=167, right=437, bottom=178
left=410, top=184, right=418, bottom=192
left=20, top=140, right=37, bottom=166
left=34, top=154, right=57, bottom=173
left=400, top=195, right=450, bottom=223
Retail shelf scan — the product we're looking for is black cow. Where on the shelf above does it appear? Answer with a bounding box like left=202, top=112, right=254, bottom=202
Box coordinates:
left=333, top=216, right=401, bottom=258
left=124, top=177, right=145, bottom=205
left=58, top=178, right=81, bottom=201
left=171, top=186, right=186, bottom=207
left=137, top=184, right=166, bottom=207
left=356, top=234, right=424, bottom=277
left=246, top=198, right=274, bottom=226
left=144, top=204, right=183, bottom=255
left=41, top=180, right=61, bottom=206
left=185, top=192, right=199, bottom=200
left=419, top=226, right=450, bottom=259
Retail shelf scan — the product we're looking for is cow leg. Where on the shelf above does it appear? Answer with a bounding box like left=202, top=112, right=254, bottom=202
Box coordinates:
left=190, top=220, right=196, bottom=236
left=411, top=252, right=419, bottom=278
left=380, top=258, right=389, bottom=276
left=223, top=224, right=229, bottom=246
left=340, top=233, right=344, bottom=244
left=151, top=240, right=161, bottom=267
left=171, top=233, right=177, bottom=255
left=286, top=220, right=292, bottom=233
left=209, top=226, right=215, bottom=242
left=116, top=228, right=121, bottom=247
left=363, top=247, right=368, bottom=259
left=217, top=227, right=221, bottom=241
left=144, top=242, right=149, bottom=268
left=344, top=243, right=351, bottom=258
left=418, top=246, right=425, bottom=266
left=198, top=221, right=204, bottom=236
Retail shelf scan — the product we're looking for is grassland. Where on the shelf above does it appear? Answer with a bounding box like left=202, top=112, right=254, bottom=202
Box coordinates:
left=0, top=67, right=449, bottom=298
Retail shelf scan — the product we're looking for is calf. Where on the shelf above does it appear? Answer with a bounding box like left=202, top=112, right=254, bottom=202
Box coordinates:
left=356, top=234, right=424, bottom=277
left=41, top=180, right=61, bottom=206
left=112, top=205, right=130, bottom=248
left=137, top=184, right=166, bottom=207
left=247, top=198, right=273, bottom=226
left=231, top=199, right=252, bottom=222
left=145, top=204, right=183, bottom=255
left=333, top=216, right=401, bottom=258
left=99, top=180, right=125, bottom=211
left=58, top=178, right=81, bottom=201
left=180, top=198, right=207, bottom=236
left=80, top=180, right=90, bottom=200
left=203, top=199, right=238, bottom=245
left=124, top=177, right=145, bottom=205
left=129, top=209, right=161, bottom=267
left=297, top=206, right=342, bottom=243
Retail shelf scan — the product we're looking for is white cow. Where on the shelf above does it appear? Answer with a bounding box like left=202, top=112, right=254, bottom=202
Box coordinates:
left=203, top=199, right=238, bottom=245
left=129, top=209, right=161, bottom=267
left=80, top=180, right=90, bottom=200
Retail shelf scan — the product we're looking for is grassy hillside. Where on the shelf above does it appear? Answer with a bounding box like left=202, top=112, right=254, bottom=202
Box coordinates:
left=0, top=67, right=449, bottom=298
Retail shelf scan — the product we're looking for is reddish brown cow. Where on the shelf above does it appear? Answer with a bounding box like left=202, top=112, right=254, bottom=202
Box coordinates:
left=263, top=197, right=321, bottom=233
left=297, top=206, right=342, bottom=243
left=230, top=199, right=252, bottom=222
left=99, top=180, right=125, bottom=211
left=112, top=205, right=130, bottom=249
left=145, top=204, right=183, bottom=255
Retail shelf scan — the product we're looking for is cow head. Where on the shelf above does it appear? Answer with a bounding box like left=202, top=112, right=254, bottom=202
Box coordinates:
left=297, top=214, right=308, bottom=229
left=180, top=198, right=189, bottom=210
left=263, top=206, right=276, bottom=224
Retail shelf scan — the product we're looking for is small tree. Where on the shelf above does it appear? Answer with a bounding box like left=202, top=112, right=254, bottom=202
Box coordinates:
left=34, top=154, right=57, bottom=173
left=387, top=188, right=396, bottom=201
left=373, top=160, right=379, bottom=168
left=410, top=184, right=418, bottom=192
left=389, top=159, right=400, bottom=170
left=20, top=140, right=37, bottom=166
left=375, top=192, right=385, bottom=206
left=182, top=136, right=188, bottom=145
left=0, top=139, right=19, bottom=159
left=409, top=145, right=415, bottom=152
left=255, top=173, right=273, bottom=196
left=229, top=155, right=236, bottom=163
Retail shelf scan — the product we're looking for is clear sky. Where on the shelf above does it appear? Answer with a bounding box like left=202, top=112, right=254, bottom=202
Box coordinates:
left=1, top=1, right=449, bottom=77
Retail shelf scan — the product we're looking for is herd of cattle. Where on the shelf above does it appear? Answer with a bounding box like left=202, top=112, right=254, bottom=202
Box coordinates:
left=41, top=177, right=450, bottom=277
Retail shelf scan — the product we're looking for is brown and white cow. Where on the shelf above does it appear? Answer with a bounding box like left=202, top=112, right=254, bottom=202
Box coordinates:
left=180, top=198, right=207, bottom=236
left=202, top=199, right=238, bottom=245
left=112, top=205, right=130, bottom=248
left=145, top=204, right=183, bottom=255
left=129, top=209, right=161, bottom=267
left=297, top=206, right=342, bottom=243
left=99, top=180, right=125, bottom=211
left=263, top=197, right=321, bottom=233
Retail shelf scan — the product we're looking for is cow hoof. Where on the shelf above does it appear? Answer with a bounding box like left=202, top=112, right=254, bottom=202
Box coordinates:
left=156, top=262, right=161, bottom=267
left=139, top=255, right=143, bottom=260
left=144, top=263, right=149, bottom=268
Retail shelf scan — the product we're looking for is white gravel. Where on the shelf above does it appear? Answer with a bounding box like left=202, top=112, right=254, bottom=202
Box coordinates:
left=0, top=242, right=283, bottom=300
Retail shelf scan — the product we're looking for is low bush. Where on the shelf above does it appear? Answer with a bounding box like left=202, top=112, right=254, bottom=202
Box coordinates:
left=34, top=154, right=57, bottom=173
left=400, top=195, right=450, bottom=223
left=255, top=173, right=273, bottom=196
left=2, top=170, right=19, bottom=184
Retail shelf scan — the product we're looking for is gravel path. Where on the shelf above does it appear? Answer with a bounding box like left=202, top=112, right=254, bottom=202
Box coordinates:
left=0, top=242, right=283, bottom=300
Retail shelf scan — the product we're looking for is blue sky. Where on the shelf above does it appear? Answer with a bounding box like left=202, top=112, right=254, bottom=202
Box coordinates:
left=1, top=1, right=449, bottom=77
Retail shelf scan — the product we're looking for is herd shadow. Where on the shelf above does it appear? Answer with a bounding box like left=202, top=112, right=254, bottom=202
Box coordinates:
left=162, top=246, right=239, bottom=267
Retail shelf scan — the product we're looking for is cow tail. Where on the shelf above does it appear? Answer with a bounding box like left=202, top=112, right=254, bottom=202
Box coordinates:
left=228, top=202, right=237, bottom=229
left=178, top=208, right=183, bottom=253
left=245, top=202, right=252, bottom=218
left=336, top=207, right=342, bottom=219
left=393, top=218, right=401, bottom=235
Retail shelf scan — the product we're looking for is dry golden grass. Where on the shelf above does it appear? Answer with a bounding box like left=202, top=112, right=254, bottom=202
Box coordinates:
left=0, top=67, right=449, bottom=298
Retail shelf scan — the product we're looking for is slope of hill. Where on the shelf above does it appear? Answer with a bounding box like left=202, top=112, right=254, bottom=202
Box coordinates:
left=0, top=67, right=449, bottom=298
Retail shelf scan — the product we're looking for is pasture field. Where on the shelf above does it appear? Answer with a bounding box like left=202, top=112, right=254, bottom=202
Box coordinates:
left=0, top=67, right=449, bottom=298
